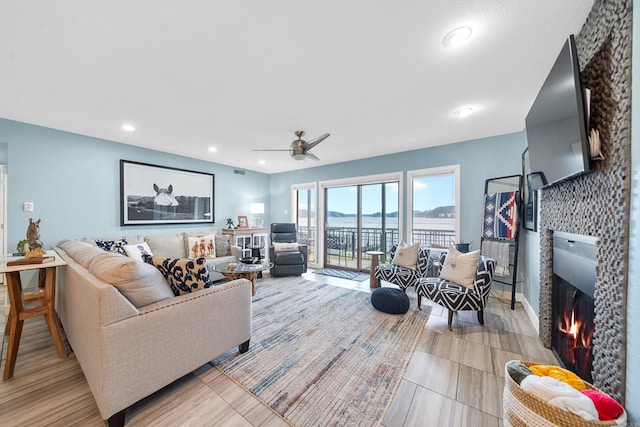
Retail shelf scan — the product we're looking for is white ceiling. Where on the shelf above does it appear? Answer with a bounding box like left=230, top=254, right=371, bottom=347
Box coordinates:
left=0, top=1, right=594, bottom=174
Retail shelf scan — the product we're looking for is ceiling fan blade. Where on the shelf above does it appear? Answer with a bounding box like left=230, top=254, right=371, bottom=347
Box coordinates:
left=305, top=152, right=320, bottom=161
left=252, top=149, right=291, bottom=152
left=304, top=133, right=330, bottom=150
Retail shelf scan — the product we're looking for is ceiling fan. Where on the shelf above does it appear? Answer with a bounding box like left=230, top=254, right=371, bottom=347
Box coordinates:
left=253, top=130, right=330, bottom=161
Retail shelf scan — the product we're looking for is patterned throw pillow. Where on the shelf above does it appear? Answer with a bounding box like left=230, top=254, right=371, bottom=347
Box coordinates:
left=439, top=247, right=480, bottom=288
left=96, top=238, right=128, bottom=255
left=187, top=234, right=216, bottom=258
left=123, top=242, right=154, bottom=262
left=144, top=255, right=214, bottom=296
left=391, top=241, right=419, bottom=269
left=214, top=235, right=232, bottom=256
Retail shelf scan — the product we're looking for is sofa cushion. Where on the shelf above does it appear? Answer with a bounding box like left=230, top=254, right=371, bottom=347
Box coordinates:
left=144, top=256, right=214, bottom=296
left=57, top=240, right=106, bottom=269
left=215, top=235, right=232, bottom=256
left=88, top=252, right=174, bottom=307
left=57, top=239, right=96, bottom=258
left=439, top=247, right=480, bottom=288
left=96, top=237, right=128, bottom=255
left=391, top=241, right=419, bottom=269
left=145, top=233, right=186, bottom=258
left=186, top=234, right=216, bottom=258
left=123, top=242, right=154, bottom=262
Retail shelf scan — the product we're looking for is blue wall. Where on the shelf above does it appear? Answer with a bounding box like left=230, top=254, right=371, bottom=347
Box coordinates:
left=0, top=118, right=270, bottom=250
left=270, top=131, right=527, bottom=250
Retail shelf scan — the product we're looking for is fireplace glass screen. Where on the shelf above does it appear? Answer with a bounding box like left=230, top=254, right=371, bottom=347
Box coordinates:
left=552, top=275, right=595, bottom=383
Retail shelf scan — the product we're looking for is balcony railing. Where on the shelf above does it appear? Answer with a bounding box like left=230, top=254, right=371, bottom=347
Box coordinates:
left=297, top=226, right=455, bottom=264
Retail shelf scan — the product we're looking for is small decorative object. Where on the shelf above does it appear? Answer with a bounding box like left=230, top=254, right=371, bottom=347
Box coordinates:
left=589, top=128, right=604, bottom=160
left=451, top=239, right=472, bottom=253
left=237, top=215, right=249, bottom=229
left=226, top=218, right=235, bottom=229
left=16, top=239, right=29, bottom=255
left=26, top=218, right=46, bottom=257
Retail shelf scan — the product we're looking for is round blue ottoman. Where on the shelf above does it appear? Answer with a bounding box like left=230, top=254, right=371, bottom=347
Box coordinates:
left=371, top=287, right=410, bottom=314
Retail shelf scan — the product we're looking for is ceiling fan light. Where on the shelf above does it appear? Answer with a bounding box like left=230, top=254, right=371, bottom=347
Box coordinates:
left=292, top=153, right=307, bottom=160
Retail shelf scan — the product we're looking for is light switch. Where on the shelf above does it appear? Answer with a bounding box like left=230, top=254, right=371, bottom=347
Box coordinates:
left=23, top=202, right=34, bottom=212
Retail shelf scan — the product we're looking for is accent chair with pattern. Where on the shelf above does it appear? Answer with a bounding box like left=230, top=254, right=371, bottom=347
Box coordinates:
left=374, top=244, right=432, bottom=291
left=416, top=253, right=496, bottom=330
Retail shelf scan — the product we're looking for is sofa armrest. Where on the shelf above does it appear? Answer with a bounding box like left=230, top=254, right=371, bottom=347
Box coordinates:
left=298, top=244, right=308, bottom=264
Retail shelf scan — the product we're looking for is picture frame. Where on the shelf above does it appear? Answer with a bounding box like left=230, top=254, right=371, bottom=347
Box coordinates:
left=522, top=148, right=545, bottom=232
left=120, top=160, right=214, bottom=226
left=237, top=216, right=249, bottom=229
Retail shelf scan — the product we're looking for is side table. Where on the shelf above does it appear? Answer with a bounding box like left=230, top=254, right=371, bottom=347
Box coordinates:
left=1, top=250, right=68, bottom=380
left=366, top=251, right=384, bottom=289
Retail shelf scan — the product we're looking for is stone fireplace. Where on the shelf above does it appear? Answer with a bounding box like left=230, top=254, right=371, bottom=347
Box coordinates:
left=535, top=0, right=632, bottom=404
left=536, top=0, right=631, bottom=404
left=551, top=231, right=597, bottom=383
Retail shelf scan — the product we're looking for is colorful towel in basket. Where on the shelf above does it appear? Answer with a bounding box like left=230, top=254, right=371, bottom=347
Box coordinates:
left=483, top=191, right=519, bottom=239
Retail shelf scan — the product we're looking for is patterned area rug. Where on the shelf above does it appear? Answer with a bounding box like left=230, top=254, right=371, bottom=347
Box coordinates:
left=213, top=277, right=431, bottom=426
left=312, top=268, right=370, bottom=282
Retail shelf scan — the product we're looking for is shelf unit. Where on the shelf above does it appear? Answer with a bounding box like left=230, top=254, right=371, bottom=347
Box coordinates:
left=481, top=175, right=522, bottom=310
left=222, top=227, right=269, bottom=263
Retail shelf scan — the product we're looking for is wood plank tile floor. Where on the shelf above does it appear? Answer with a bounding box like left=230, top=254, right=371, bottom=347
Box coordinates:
left=0, top=271, right=557, bottom=426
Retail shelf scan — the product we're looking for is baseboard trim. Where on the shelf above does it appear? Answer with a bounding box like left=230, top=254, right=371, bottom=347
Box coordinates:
left=518, top=293, right=539, bottom=335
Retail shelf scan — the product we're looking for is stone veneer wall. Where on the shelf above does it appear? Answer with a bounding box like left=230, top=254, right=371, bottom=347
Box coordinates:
left=538, top=0, right=631, bottom=403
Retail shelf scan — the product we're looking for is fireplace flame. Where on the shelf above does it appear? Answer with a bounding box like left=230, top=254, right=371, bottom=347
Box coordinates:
left=560, top=308, right=593, bottom=348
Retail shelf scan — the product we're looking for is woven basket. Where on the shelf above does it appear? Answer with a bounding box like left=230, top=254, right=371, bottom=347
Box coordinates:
left=503, top=360, right=622, bottom=427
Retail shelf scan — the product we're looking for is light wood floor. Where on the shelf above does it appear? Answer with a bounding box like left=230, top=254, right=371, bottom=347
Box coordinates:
left=0, top=271, right=557, bottom=426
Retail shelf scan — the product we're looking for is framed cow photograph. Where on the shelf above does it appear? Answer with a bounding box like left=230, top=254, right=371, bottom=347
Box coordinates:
left=120, top=160, right=215, bottom=225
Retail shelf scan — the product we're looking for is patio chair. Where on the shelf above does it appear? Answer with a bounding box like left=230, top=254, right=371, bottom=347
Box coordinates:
left=326, top=234, right=348, bottom=266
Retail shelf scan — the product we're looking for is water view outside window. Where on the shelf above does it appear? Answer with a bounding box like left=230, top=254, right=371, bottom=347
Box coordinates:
left=411, top=174, right=456, bottom=247
left=325, top=182, right=399, bottom=269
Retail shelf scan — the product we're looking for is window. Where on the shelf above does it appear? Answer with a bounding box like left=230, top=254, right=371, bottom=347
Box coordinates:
left=407, top=165, right=460, bottom=247
left=292, top=183, right=317, bottom=264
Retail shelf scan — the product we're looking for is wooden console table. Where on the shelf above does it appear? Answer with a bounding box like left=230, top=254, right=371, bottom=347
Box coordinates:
left=1, top=250, right=68, bottom=380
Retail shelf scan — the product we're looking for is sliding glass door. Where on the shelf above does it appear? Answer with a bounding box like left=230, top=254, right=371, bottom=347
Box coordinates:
left=324, top=180, right=399, bottom=271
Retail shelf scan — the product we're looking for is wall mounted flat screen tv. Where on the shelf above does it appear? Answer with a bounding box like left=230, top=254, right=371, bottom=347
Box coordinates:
left=525, top=34, right=590, bottom=190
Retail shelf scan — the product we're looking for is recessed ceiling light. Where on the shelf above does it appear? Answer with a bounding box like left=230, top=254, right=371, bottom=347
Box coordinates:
left=208, top=146, right=217, bottom=153
left=122, top=124, right=135, bottom=132
left=258, top=159, right=266, bottom=165
left=454, top=107, right=473, bottom=117
left=442, top=26, right=472, bottom=47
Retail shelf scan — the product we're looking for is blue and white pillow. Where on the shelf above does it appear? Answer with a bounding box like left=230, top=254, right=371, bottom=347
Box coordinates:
left=96, top=238, right=128, bottom=255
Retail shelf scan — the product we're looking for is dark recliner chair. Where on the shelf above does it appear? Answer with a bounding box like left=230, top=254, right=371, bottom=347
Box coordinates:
left=269, top=223, right=308, bottom=276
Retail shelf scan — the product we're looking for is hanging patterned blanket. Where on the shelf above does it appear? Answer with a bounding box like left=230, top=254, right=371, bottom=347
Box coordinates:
left=483, top=191, right=519, bottom=240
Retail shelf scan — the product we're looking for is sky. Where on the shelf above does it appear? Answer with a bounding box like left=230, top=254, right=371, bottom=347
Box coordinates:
left=320, top=175, right=455, bottom=215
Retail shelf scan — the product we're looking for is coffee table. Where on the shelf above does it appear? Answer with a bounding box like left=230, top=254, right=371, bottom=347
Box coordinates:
left=215, top=262, right=272, bottom=296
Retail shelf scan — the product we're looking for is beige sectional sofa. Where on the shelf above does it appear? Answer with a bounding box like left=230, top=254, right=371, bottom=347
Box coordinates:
left=54, top=231, right=252, bottom=426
